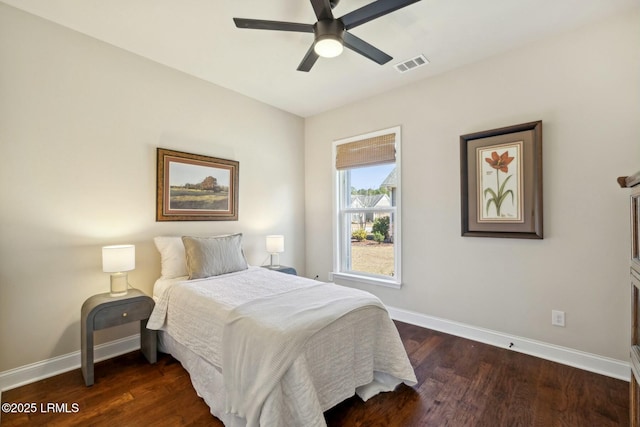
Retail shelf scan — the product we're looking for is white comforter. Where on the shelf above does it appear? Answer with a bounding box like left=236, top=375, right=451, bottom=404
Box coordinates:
left=147, top=267, right=416, bottom=426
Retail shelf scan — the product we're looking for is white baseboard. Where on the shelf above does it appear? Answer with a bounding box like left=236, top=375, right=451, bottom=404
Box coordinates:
left=0, top=310, right=631, bottom=394
left=387, top=306, right=630, bottom=382
left=0, top=334, right=141, bottom=393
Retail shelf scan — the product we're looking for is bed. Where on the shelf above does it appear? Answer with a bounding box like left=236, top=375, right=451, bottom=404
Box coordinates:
left=147, top=234, right=416, bottom=427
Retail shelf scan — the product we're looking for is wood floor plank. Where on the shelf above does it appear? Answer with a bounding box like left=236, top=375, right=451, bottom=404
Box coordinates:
left=0, top=321, right=629, bottom=426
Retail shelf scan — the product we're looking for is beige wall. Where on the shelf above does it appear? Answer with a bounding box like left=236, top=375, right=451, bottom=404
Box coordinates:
left=0, top=4, right=305, bottom=372
left=304, top=9, right=640, bottom=361
left=1, top=1, right=639, bottom=376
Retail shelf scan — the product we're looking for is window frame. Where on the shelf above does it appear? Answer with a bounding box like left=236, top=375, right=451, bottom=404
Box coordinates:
left=332, top=126, right=402, bottom=289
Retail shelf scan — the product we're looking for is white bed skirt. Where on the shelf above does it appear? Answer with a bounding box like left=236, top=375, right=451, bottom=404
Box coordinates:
left=159, top=331, right=246, bottom=427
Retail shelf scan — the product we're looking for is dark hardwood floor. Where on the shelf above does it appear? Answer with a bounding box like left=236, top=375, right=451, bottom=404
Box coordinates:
left=1, top=321, right=629, bottom=426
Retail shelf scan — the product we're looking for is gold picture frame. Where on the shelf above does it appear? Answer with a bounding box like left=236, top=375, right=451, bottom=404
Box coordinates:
left=156, top=148, right=239, bottom=221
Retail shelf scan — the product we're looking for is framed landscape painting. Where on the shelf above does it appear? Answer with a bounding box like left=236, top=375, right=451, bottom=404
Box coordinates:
left=460, top=121, right=543, bottom=239
left=156, top=148, right=239, bottom=221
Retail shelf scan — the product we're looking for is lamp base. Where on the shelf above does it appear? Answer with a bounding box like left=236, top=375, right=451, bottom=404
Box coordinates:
left=110, top=273, right=128, bottom=297
left=270, top=253, right=280, bottom=268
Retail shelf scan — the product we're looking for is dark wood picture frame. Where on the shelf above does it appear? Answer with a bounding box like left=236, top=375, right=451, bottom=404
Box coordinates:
left=460, top=121, right=543, bottom=239
left=156, top=148, right=239, bottom=221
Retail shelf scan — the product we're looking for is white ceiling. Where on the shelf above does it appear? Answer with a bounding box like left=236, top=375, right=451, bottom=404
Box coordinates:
left=2, top=0, right=637, bottom=117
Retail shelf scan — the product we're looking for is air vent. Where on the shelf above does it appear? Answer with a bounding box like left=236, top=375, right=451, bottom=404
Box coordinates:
left=394, top=54, right=429, bottom=73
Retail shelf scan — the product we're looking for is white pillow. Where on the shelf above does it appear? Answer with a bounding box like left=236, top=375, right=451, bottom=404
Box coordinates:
left=153, top=236, right=188, bottom=278
left=182, top=234, right=248, bottom=280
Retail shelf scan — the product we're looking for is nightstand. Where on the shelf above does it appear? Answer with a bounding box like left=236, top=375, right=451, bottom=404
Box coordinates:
left=81, top=288, right=157, bottom=386
left=262, top=265, right=297, bottom=275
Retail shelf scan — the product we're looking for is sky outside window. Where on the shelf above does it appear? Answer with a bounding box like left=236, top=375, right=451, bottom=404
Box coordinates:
left=350, top=164, right=394, bottom=190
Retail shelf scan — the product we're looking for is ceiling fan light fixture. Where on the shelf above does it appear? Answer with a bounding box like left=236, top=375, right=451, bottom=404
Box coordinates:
left=314, top=36, right=343, bottom=58
left=233, top=0, right=424, bottom=71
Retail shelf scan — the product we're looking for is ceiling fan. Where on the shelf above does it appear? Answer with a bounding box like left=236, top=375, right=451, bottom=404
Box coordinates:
left=233, top=0, right=422, bottom=72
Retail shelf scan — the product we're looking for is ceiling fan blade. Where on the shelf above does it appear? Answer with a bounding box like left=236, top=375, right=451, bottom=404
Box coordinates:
left=233, top=18, right=314, bottom=33
left=310, top=0, right=334, bottom=21
left=297, top=44, right=320, bottom=72
left=340, top=0, right=422, bottom=30
left=342, top=31, right=392, bottom=65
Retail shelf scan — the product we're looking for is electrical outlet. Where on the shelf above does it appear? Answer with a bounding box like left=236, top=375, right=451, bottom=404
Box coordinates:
left=552, top=310, right=565, bottom=327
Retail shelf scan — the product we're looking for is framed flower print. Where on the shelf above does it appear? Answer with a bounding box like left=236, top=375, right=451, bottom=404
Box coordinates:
left=460, top=121, right=543, bottom=239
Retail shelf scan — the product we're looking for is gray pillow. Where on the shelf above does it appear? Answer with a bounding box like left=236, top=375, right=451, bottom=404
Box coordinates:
left=182, top=234, right=248, bottom=280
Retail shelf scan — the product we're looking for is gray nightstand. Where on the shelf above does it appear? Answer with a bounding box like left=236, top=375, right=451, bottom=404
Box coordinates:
left=81, top=289, right=157, bottom=386
left=262, top=265, right=297, bottom=275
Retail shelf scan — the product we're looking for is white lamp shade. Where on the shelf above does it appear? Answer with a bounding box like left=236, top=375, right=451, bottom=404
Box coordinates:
left=266, top=235, right=284, bottom=253
left=102, top=245, right=135, bottom=273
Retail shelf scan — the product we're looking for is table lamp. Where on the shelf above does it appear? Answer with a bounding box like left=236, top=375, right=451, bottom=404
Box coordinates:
left=102, top=244, right=135, bottom=296
left=265, top=235, right=284, bottom=268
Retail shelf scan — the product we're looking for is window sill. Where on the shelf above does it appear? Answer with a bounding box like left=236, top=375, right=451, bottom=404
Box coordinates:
left=330, top=272, right=402, bottom=289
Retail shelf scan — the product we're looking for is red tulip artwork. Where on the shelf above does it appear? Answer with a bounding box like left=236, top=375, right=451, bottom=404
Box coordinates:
left=478, top=143, right=523, bottom=222
left=460, top=121, right=542, bottom=238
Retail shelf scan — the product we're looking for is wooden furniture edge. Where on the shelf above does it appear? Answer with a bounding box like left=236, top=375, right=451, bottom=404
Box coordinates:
left=618, top=170, right=640, bottom=188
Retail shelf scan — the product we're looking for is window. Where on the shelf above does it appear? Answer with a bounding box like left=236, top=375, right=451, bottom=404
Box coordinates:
left=332, top=126, right=401, bottom=288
